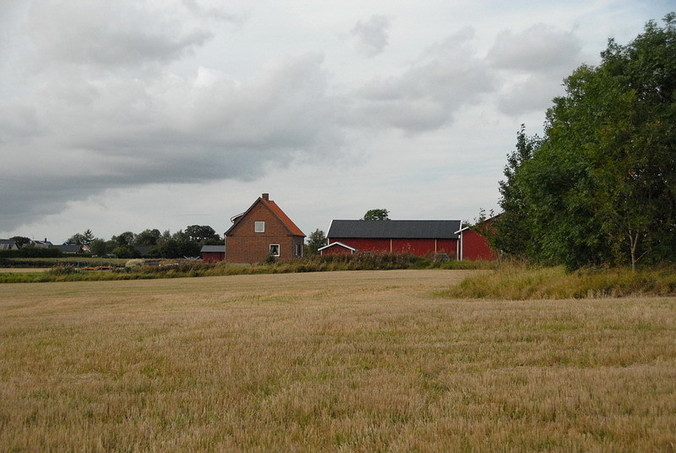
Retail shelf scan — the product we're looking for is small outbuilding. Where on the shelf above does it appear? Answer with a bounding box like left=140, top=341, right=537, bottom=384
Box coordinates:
left=54, top=244, right=87, bottom=255
left=200, top=245, right=225, bottom=263
left=318, top=241, right=356, bottom=256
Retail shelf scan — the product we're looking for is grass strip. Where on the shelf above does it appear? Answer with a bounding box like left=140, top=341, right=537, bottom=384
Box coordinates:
left=438, top=263, right=676, bottom=299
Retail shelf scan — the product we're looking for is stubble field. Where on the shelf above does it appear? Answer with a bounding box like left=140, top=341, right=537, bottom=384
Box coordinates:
left=0, top=270, right=674, bottom=452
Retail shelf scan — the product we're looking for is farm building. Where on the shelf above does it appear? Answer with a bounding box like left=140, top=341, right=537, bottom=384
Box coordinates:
left=324, top=220, right=461, bottom=258
left=54, top=244, right=87, bottom=254
left=317, top=241, right=357, bottom=256
left=455, top=217, right=499, bottom=261
left=200, top=245, right=225, bottom=263
left=0, top=239, right=18, bottom=250
left=225, top=193, right=305, bottom=264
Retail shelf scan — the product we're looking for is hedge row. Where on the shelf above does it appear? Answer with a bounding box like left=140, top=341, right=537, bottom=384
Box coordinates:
left=0, top=248, right=63, bottom=258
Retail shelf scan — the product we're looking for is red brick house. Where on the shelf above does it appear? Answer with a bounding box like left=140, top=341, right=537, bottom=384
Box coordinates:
left=324, top=220, right=460, bottom=258
left=225, top=193, right=305, bottom=263
left=455, top=217, right=499, bottom=261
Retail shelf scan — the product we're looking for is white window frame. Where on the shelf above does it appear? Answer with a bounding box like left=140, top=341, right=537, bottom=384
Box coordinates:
left=269, top=244, right=280, bottom=257
left=254, top=221, right=265, bottom=233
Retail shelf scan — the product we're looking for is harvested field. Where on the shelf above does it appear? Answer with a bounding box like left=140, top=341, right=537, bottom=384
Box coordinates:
left=0, top=270, right=674, bottom=452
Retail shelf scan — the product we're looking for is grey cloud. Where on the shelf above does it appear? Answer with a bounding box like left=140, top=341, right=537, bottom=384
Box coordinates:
left=353, top=29, right=495, bottom=132
left=496, top=74, right=565, bottom=115
left=487, top=24, right=582, bottom=115
left=487, top=24, right=582, bottom=73
left=27, top=0, right=211, bottom=68
left=351, top=15, right=390, bottom=57
left=0, top=53, right=344, bottom=231
left=181, top=0, right=245, bottom=24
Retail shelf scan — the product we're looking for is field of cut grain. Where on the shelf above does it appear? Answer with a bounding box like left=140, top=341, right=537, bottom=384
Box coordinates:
left=1, top=270, right=674, bottom=452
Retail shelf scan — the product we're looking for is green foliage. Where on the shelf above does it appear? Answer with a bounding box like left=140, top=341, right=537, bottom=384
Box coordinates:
left=67, top=229, right=95, bottom=246
left=363, top=209, right=390, bottom=221
left=0, top=247, right=62, bottom=258
left=88, top=239, right=109, bottom=257
left=111, top=244, right=138, bottom=259
left=263, top=253, right=277, bottom=265
left=185, top=225, right=220, bottom=243
left=495, top=15, right=675, bottom=269
left=112, top=231, right=135, bottom=247
left=305, top=229, right=328, bottom=255
left=439, top=263, right=676, bottom=299
left=134, top=229, right=161, bottom=246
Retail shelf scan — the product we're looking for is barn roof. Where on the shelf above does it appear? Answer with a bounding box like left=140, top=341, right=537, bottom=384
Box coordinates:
left=54, top=244, right=84, bottom=254
left=201, top=245, right=225, bottom=253
left=327, top=220, right=461, bottom=240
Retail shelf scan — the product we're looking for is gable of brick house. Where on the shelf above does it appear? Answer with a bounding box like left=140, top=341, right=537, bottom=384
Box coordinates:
left=225, top=193, right=305, bottom=263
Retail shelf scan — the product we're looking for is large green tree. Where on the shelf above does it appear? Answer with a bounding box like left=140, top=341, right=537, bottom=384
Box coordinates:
left=305, top=229, right=328, bottom=255
left=67, top=229, right=95, bottom=246
left=363, top=209, right=390, bottom=221
left=185, top=225, right=220, bottom=243
left=495, top=15, right=675, bottom=269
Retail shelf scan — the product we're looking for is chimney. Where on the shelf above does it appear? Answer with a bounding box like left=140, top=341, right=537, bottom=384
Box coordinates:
left=262, top=193, right=269, bottom=201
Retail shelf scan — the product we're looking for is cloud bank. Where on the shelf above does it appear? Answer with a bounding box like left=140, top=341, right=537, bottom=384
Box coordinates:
left=0, top=0, right=667, bottom=238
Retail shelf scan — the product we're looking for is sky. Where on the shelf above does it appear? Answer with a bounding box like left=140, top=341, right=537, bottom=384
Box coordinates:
left=1, top=0, right=673, bottom=243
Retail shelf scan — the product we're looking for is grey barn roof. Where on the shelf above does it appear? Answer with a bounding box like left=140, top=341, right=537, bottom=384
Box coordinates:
left=201, top=245, right=225, bottom=253
left=327, top=220, right=461, bottom=240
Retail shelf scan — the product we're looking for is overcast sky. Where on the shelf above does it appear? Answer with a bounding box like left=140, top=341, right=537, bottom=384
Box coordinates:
left=1, top=0, right=672, bottom=243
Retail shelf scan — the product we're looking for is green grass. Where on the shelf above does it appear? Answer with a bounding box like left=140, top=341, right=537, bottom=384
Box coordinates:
left=438, top=263, right=676, bottom=299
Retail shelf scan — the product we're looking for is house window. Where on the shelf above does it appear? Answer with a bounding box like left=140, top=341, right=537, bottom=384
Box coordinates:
left=269, top=244, right=280, bottom=257
left=254, top=221, right=265, bottom=233
left=295, top=243, right=302, bottom=256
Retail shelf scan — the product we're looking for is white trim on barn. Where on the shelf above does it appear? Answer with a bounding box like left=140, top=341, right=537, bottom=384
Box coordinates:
left=318, top=242, right=357, bottom=254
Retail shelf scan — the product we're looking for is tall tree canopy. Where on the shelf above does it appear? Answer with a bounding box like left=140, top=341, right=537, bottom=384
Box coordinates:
left=305, top=229, right=328, bottom=255
left=363, top=209, right=390, bottom=221
left=494, top=15, right=675, bottom=270
left=67, top=229, right=95, bottom=246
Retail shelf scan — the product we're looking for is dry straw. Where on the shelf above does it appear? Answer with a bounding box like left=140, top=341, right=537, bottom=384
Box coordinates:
left=1, top=270, right=674, bottom=451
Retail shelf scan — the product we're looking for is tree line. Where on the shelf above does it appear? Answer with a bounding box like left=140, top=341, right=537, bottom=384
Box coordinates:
left=9, top=206, right=392, bottom=259
left=492, top=14, right=675, bottom=270
left=11, top=225, right=222, bottom=259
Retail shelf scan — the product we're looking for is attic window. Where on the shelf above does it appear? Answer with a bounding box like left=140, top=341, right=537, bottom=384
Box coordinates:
left=254, top=221, right=265, bottom=233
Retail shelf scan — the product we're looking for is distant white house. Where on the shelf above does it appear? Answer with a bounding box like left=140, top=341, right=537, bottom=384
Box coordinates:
left=0, top=239, right=19, bottom=250
left=31, top=240, right=54, bottom=249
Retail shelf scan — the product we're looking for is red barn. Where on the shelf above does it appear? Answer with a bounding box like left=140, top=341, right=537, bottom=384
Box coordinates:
left=317, top=241, right=356, bottom=256
left=200, top=245, right=225, bottom=262
left=225, top=193, right=305, bottom=264
left=455, top=217, right=499, bottom=261
left=325, top=220, right=460, bottom=258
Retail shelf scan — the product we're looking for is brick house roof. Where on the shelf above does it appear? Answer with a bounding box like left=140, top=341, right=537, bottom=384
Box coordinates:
left=327, top=220, right=461, bottom=240
left=265, top=199, right=305, bottom=237
left=226, top=193, right=305, bottom=237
